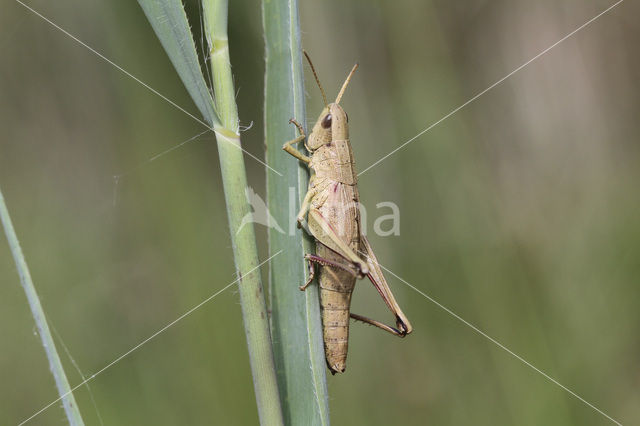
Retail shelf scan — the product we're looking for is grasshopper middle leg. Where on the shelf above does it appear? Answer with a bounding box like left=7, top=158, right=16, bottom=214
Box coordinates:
left=296, top=187, right=317, bottom=228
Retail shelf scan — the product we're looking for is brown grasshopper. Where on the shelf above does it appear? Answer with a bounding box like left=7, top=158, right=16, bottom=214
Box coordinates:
left=283, top=52, right=412, bottom=374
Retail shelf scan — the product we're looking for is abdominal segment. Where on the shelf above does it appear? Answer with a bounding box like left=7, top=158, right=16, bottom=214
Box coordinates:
left=317, top=242, right=357, bottom=374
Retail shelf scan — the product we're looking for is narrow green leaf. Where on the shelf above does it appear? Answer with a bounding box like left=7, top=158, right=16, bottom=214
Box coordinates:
left=263, top=0, right=331, bottom=424
left=137, top=0, right=219, bottom=127
left=0, top=187, right=85, bottom=426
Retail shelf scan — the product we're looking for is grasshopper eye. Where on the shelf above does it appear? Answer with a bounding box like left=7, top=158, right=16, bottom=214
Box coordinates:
left=321, top=114, right=332, bottom=129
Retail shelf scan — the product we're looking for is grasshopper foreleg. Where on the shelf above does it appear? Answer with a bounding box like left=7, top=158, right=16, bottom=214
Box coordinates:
left=289, top=118, right=305, bottom=136
left=282, top=118, right=310, bottom=163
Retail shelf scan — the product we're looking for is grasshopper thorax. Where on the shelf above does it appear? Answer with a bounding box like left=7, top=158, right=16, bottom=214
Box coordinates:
left=306, top=103, right=349, bottom=152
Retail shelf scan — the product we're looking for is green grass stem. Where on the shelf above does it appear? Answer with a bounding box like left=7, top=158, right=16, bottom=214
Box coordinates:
left=202, top=1, right=285, bottom=424
left=138, top=0, right=284, bottom=424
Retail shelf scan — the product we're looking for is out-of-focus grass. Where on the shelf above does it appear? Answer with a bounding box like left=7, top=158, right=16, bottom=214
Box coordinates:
left=1, top=0, right=638, bottom=424
left=1, top=187, right=85, bottom=425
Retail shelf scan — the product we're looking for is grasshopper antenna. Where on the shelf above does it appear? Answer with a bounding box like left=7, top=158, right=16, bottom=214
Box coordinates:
left=303, top=50, right=328, bottom=107
left=335, top=63, right=359, bottom=104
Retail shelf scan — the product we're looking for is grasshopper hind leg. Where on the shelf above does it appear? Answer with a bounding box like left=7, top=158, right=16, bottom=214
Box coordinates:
left=300, top=253, right=358, bottom=291
left=358, top=236, right=413, bottom=336
left=350, top=312, right=408, bottom=337
left=307, top=208, right=369, bottom=276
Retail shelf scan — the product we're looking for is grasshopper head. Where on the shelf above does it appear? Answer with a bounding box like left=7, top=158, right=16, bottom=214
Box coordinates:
left=306, top=103, right=349, bottom=151
left=302, top=52, right=358, bottom=152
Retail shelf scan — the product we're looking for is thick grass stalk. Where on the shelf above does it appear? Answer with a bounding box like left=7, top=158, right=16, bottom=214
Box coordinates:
left=0, top=187, right=85, bottom=426
left=202, top=1, right=285, bottom=425
left=263, top=0, right=330, bottom=424
left=138, top=0, right=283, bottom=423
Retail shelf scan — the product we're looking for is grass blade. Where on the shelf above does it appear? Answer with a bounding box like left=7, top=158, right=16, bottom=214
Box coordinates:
left=137, top=0, right=219, bottom=127
left=138, top=0, right=284, bottom=424
left=0, top=187, right=85, bottom=426
left=263, top=0, right=331, bottom=424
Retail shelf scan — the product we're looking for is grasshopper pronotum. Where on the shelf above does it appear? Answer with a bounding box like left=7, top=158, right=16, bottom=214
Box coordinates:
left=283, top=52, right=412, bottom=374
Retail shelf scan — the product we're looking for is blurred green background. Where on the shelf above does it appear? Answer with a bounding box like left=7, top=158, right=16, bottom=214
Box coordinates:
left=1, top=0, right=638, bottom=424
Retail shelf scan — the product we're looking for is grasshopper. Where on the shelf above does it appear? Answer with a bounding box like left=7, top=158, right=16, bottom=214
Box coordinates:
left=283, top=52, right=412, bottom=374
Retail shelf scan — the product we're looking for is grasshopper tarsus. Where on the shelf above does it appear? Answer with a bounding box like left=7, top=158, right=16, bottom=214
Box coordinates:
left=299, top=281, right=312, bottom=291
left=300, top=255, right=315, bottom=291
left=289, top=118, right=306, bottom=136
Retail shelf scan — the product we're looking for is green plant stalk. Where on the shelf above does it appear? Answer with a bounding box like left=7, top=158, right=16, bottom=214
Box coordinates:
left=0, top=187, right=85, bottom=426
left=263, top=0, right=330, bottom=424
left=138, top=0, right=283, bottom=422
left=202, top=1, right=285, bottom=425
